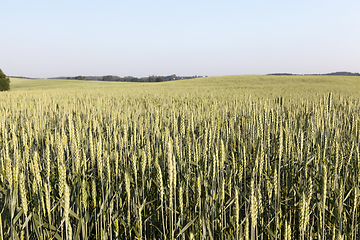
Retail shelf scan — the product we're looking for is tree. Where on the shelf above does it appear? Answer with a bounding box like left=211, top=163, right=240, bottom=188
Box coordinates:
left=148, top=75, right=156, bottom=82
left=0, top=69, right=10, bottom=91
left=155, top=76, right=163, bottom=82
left=75, top=76, right=86, bottom=80
left=148, top=75, right=163, bottom=82
left=102, top=75, right=114, bottom=81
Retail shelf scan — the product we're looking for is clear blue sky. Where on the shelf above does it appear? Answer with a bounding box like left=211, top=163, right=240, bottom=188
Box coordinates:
left=1, top=0, right=360, bottom=78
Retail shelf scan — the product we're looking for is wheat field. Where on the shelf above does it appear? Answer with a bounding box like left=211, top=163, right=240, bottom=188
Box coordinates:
left=0, top=75, right=359, bottom=239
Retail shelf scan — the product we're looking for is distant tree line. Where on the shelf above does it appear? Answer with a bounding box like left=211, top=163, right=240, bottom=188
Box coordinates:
left=268, top=72, right=360, bottom=76
left=268, top=73, right=295, bottom=76
left=62, top=74, right=207, bottom=82
left=323, top=72, right=360, bottom=76
left=67, top=76, right=87, bottom=80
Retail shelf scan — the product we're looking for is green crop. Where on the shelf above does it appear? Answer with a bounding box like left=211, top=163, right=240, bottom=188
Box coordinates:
left=0, top=76, right=359, bottom=239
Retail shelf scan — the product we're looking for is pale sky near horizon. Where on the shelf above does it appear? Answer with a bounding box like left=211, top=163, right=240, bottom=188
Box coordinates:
left=1, top=0, right=360, bottom=78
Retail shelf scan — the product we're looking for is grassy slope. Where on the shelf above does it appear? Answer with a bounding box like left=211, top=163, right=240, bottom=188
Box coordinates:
left=10, top=78, right=132, bottom=91
left=9, top=75, right=360, bottom=98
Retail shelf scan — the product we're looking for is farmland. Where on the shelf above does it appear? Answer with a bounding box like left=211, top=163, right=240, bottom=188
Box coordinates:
left=0, top=75, right=360, bottom=239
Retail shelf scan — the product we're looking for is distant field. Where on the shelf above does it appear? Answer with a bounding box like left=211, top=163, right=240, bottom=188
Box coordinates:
left=9, top=75, right=360, bottom=98
left=1, top=75, right=360, bottom=239
left=9, top=77, right=133, bottom=91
